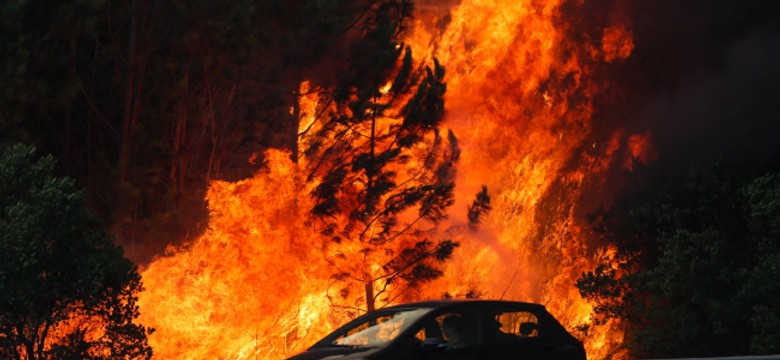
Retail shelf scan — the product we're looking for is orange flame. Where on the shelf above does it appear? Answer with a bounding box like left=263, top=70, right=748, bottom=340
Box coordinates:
left=409, top=2, right=634, bottom=356
left=138, top=1, right=645, bottom=359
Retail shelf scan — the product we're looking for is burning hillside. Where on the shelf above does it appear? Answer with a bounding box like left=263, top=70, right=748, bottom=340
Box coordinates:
left=137, top=0, right=648, bottom=358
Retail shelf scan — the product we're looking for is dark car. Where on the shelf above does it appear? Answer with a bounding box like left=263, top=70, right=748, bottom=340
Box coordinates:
left=287, top=299, right=587, bottom=360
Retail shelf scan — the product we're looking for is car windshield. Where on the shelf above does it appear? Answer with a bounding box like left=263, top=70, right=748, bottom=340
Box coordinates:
left=323, top=308, right=432, bottom=347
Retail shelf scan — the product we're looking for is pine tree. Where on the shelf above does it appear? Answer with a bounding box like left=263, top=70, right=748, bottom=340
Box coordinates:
left=304, top=0, right=487, bottom=313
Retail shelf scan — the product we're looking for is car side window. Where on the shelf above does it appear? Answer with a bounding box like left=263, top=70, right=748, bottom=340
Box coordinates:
left=411, top=309, right=482, bottom=350
left=435, top=311, right=480, bottom=349
left=485, top=308, right=539, bottom=344
left=413, top=318, right=443, bottom=343
left=496, top=311, right=538, bottom=337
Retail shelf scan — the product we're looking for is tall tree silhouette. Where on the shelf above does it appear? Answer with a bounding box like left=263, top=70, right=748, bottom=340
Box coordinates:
left=304, top=1, right=487, bottom=313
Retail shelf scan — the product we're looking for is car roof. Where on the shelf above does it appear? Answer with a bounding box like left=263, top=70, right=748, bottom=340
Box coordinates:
left=382, top=299, right=548, bottom=312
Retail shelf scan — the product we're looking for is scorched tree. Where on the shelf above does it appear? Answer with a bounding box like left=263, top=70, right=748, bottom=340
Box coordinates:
left=304, top=0, right=489, bottom=313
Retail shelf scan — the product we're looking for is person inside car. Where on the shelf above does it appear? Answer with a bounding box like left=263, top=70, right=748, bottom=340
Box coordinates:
left=441, top=315, right=469, bottom=349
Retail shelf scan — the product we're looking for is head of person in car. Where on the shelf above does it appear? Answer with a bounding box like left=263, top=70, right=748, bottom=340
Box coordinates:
left=441, top=315, right=468, bottom=349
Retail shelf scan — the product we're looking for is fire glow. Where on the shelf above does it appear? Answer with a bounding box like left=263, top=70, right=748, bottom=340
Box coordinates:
left=137, top=1, right=644, bottom=358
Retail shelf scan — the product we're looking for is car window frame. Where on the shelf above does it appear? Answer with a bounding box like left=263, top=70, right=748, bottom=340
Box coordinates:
left=403, top=302, right=490, bottom=352
left=482, top=302, right=544, bottom=343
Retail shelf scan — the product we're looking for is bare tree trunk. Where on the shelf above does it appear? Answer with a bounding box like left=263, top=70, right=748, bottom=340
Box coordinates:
left=117, top=0, right=150, bottom=252
left=365, top=279, right=376, bottom=312
left=170, top=58, right=191, bottom=207
left=119, top=0, right=139, bottom=186
left=289, top=69, right=303, bottom=163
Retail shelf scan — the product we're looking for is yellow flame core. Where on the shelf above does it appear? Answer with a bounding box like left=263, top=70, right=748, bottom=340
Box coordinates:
left=138, top=1, right=639, bottom=359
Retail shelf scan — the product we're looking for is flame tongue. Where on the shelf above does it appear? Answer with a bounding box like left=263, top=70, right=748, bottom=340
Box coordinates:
left=139, top=151, right=332, bottom=358
left=412, top=2, right=632, bottom=357
left=138, top=1, right=636, bottom=359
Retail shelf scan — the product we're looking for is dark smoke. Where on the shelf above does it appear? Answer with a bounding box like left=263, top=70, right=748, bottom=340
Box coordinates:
left=622, top=0, right=780, bottom=173
left=559, top=0, right=780, bottom=223
left=635, top=28, right=780, bottom=168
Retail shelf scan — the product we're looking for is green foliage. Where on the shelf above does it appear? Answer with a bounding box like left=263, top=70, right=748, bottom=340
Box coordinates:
left=577, top=160, right=780, bottom=358
left=741, top=174, right=780, bottom=353
left=0, top=144, right=152, bottom=359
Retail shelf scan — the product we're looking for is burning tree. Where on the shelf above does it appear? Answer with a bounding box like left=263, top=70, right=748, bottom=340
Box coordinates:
left=303, top=0, right=488, bottom=313
left=0, top=144, right=152, bottom=359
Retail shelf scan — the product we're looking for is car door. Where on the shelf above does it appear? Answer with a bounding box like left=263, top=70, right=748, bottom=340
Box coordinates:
left=478, top=303, right=583, bottom=360
left=410, top=305, right=493, bottom=360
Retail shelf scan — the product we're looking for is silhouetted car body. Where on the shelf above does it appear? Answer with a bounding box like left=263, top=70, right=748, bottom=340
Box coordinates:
left=287, top=299, right=587, bottom=360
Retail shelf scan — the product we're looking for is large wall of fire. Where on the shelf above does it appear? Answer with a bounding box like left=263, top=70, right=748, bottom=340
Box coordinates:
left=136, top=0, right=780, bottom=359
